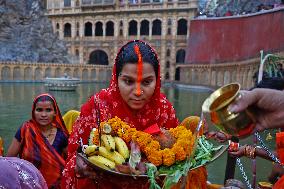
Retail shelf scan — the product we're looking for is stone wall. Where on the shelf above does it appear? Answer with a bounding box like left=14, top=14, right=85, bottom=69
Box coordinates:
left=178, top=58, right=260, bottom=89
left=0, top=60, right=262, bottom=90
left=0, top=61, right=112, bottom=82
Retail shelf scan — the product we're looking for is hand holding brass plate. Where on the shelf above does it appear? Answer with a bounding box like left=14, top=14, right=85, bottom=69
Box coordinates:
left=202, top=83, right=255, bottom=137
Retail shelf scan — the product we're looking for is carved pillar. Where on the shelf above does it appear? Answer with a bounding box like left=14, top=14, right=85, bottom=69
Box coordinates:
left=114, top=19, right=119, bottom=37
left=71, top=21, right=75, bottom=38
left=137, top=19, right=140, bottom=38
left=103, top=21, right=106, bottom=39
left=80, top=18, right=84, bottom=37
left=123, top=18, right=128, bottom=38
left=59, top=19, right=64, bottom=39
left=160, top=40, right=166, bottom=80
left=170, top=42, right=176, bottom=81
left=162, top=15, right=167, bottom=39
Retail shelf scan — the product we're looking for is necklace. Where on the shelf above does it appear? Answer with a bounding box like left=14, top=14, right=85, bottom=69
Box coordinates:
left=42, top=128, right=53, bottom=139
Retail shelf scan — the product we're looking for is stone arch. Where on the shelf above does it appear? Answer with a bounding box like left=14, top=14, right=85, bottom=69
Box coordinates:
left=82, top=69, right=89, bottom=80
left=217, top=71, right=224, bottom=86
left=95, top=22, right=103, bottom=36
left=106, top=21, right=114, bottom=36
left=88, top=50, right=109, bottom=65
left=152, top=19, right=161, bottom=36
left=140, top=20, right=149, bottom=36
left=128, top=20, right=137, bottom=36
left=176, top=49, right=186, bottom=63
left=55, top=67, right=61, bottom=77
left=64, top=23, right=72, bottom=37
left=248, top=69, right=254, bottom=88
left=1, top=66, right=11, bottom=80
left=224, top=70, right=231, bottom=85
left=231, top=70, right=237, bottom=82
left=242, top=69, right=248, bottom=88
left=211, top=70, right=217, bottom=86
left=91, top=69, right=96, bottom=81
left=24, top=67, right=32, bottom=81
left=35, top=67, right=43, bottom=81
left=73, top=68, right=80, bottom=78
left=45, top=67, right=52, bottom=78
left=201, top=69, right=210, bottom=85
left=75, top=49, right=79, bottom=57
left=177, top=18, right=187, bottom=35
left=64, top=68, right=71, bottom=76
left=13, top=66, right=21, bottom=80
left=84, top=22, right=93, bottom=36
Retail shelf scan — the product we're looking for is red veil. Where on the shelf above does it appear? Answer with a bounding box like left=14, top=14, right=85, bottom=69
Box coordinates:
left=62, top=40, right=179, bottom=189
left=19, top=93, right=68, bottom=188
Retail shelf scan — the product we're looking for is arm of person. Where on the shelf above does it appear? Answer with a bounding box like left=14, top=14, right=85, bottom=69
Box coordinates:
left=229, top=145, right=276, bottom=161
left=6, top=138, right=21, bottom=157
left=268, top=163, right=284, bottom=184
left=228, top=88, right=284, bottom=132
left=255, top=147, right=275, bottom=161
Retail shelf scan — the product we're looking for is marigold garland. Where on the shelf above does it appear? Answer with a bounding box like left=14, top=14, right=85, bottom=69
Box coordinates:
left=93, top=116, right=195, bottom=166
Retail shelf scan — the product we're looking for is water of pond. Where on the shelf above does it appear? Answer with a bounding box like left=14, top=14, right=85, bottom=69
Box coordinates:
left=0, top=83, right=276, bottom=185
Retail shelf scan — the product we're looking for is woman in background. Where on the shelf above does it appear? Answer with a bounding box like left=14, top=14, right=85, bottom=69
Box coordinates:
left=7, top=93, right=69, bottom=188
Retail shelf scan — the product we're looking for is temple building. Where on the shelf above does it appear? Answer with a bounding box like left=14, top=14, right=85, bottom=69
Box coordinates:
left=45, top=0, right=197, bottom=80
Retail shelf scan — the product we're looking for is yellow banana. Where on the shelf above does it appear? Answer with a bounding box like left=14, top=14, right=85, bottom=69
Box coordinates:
left=114, top=136, right=130, bottom=159
left=98, top=146, right=125, bottom=165
left=101, top=134, right=115, bottom=152
left=88, top=155, right=116, bottom=170
left=84, top=145, right=99, bottom=156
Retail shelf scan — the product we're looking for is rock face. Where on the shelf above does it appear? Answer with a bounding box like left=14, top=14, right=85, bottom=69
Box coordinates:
left=202, top=0, right=281, bottom=17
left=0, top=0, right=70, bottom=63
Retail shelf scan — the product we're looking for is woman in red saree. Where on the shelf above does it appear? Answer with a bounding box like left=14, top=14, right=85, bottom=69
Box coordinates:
left=7, top=93, right=69, bottom=188
left=62, top=40, right=179, bottom=189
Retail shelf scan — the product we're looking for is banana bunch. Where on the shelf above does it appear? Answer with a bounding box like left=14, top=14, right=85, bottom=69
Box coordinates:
left=84, top=134, right=130, bottom=171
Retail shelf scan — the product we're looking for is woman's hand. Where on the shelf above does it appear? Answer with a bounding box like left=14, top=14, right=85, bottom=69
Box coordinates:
left=229, top=145, right=246, bottom=158
left=75, top=154, right=98, bottom=180
left=206, top=131, right=231, bottom=143
left=228, top=89, right=284, bottom=132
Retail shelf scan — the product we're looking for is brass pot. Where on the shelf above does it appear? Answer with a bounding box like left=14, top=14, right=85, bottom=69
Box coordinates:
left=202, top=83, right=255, bottom=137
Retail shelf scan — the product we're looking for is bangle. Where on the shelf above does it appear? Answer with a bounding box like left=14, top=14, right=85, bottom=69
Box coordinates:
left=244, top=145, right=256, bottom=159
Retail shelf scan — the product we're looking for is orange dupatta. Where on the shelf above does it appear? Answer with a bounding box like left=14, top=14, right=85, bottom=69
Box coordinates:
left=19, top=93, right=68, bottom=188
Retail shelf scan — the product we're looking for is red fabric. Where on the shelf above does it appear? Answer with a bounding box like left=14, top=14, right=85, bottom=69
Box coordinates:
left=274, top=175, right=284, bottom=189
left=143, top=123, right=161, bottom=135
left=20, top=93, right=68, bottom=188
left=62, top=40, right=179, bottom=189
left=276, top=132, right=284, bottom=163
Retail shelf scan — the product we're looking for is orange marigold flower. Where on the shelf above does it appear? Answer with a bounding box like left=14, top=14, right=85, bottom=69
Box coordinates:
left=172, top=144, right=187, bottom=161
left=147, top=150, right=163, bottom=166
left=91, top=117, right=195, bottom=166
left=162, top=148, right=176, bottom=166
